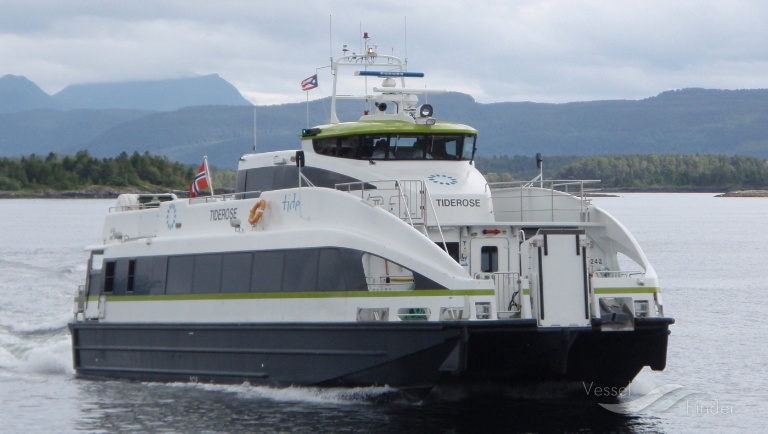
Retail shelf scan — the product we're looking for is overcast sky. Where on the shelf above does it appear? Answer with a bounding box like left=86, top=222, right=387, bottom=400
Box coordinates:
left=3, top=0, right=768, bottom=106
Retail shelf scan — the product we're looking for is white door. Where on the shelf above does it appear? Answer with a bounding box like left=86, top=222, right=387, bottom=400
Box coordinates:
left=470, top=237, right=510, bottom=278
left=531, top=230, right=591, bottom=327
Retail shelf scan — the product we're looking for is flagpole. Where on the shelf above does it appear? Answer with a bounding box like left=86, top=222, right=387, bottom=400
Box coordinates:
left=203, top=156, right=215, bottom=197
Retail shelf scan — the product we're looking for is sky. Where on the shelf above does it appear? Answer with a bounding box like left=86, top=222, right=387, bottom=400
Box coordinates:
left=2, top=0, right=768, bottom=106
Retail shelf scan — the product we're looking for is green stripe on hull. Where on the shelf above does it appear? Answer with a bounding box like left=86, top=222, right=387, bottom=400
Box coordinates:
left=84, top=289, right=495, bottom=303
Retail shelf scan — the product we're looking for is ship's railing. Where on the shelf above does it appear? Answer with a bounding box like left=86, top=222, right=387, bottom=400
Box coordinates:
left=335, top=180, right=426, bottom=223
left=192, top=190, right=262, bottom=203
left=110, top=193, right=177, bottom=212
left=335, top=180, right=448, bottom=248
left=112, top=203, right=160, bottom=212
left=486, top=179, right=600, bottom=222
left=110, top=191, right=263, bottom=212
left=475, top=271, right=521, bottom=319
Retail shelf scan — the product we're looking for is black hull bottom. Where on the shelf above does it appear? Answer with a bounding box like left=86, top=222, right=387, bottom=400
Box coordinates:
left=69, top=318, right=672, bottom=389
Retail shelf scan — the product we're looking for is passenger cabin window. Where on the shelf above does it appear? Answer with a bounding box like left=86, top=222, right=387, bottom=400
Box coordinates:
left=127, top=259, right=136, bottom=293
left=103, top=261, right=116, bottom=293
left=97, top=248, right=439, bottom=296
left=313, top=133, right=476, bottom=161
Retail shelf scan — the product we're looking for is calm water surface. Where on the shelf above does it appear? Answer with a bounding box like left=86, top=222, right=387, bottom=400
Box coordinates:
left=0, top=195, right=766, bottom=433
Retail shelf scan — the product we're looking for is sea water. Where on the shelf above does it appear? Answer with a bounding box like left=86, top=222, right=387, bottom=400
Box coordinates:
left=0, top=195, right=766, bottom=433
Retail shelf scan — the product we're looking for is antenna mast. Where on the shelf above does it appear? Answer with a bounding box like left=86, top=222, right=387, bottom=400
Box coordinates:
left=253, top=106, right=257, bottom=153
left=404, top=16, right=408, bottom=65
left=329, top=15, right=333, bottom=66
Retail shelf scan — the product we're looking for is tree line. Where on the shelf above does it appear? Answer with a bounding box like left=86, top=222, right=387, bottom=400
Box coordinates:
left=477, top=154, right=768, bottom=189
left=554, top=154, right=768, bottom=189
left=1, top=151, right=766, bottom=193
left=0, top=150, right=195, bottom=192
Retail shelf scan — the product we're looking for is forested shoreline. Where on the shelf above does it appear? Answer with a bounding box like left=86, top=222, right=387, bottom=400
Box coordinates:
left=1, top=151, right=767, bottom=197
left=479, top=154, right=768, bottom=190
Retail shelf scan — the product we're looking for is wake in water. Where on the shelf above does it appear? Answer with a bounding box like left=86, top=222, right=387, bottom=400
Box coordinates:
left=0, top=313, right=74, bottom=376
left=158, top=381, right=420, bottom=406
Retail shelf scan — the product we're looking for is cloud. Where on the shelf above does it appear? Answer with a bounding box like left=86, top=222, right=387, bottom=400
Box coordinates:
left=2, top=0, right=768, bottom=104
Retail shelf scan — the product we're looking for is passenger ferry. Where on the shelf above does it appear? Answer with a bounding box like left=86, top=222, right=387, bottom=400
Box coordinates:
left=69, top=39, right=673, bottom=391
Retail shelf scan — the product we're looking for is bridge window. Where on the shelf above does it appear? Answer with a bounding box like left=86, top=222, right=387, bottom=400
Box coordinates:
left=313, top=134, right=476, bottom=161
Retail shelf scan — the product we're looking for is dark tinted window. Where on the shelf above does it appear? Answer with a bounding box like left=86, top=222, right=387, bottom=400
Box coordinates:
left=481, top=246, right=498, bottom=272
left=439, top=242, right=460, bottom=263
left=317, top=249, right=346, bottom=291
left=252, top=250, right=283, bottom=292
left=166, top=255, right=194, bottom=294
left=108, top=248, right=376, bottom=295
left=112, top=258, right=131, bottom=295
left=222, top=252, right=252, bottom=293
left=134, top=256, right=167, bottom=295
left=283, top=249, right=318, bottom=292
left=341, top=250, right=368, bottom=291
left=103, top=261, right=116, bottom=293
left=127, top=260, right=136, bottom=293
left=310, top=134, right=476, bottom=161
left=193, top=254, right=222, bottom=294
left=314, top=138, right=338, bottom=156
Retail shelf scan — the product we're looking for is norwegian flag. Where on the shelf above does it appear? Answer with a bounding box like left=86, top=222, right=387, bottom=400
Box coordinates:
left=301, top=74, right=318, bottom=91
left=189, top=160, right=210, bottom=198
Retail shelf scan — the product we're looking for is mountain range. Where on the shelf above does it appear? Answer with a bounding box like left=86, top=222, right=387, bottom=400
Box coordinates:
left=1, top=74, right=767, bottom=169
left=0, top=73, right=250, bottom=112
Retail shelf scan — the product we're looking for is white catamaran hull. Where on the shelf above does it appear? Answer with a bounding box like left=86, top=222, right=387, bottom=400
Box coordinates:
left=69, top=38, right=672, bottom=392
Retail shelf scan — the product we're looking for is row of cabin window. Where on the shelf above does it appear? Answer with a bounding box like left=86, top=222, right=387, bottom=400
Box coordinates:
left=313, top=135, right=471, bottom=161
left=98, top=248, right=369, bottom=296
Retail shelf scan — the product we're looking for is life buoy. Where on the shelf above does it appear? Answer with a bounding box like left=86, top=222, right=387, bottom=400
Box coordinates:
left=248, top=199, right=267, bottom=225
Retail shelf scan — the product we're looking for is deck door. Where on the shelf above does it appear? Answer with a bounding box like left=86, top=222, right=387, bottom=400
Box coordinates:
left=532, top=229, right=591, bottom=327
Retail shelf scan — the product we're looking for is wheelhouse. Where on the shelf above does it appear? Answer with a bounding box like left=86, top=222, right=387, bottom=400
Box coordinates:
left=312, top=132, right=477, bottom=161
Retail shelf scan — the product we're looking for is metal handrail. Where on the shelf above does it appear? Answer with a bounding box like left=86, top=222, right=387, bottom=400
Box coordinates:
left=422, top=183, right=448, bottom=251
left=478, top=271, right=521, bottom=315
left=335, top=179, right=447, bottom=249
left=486, top=179, right=600, bottom=221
